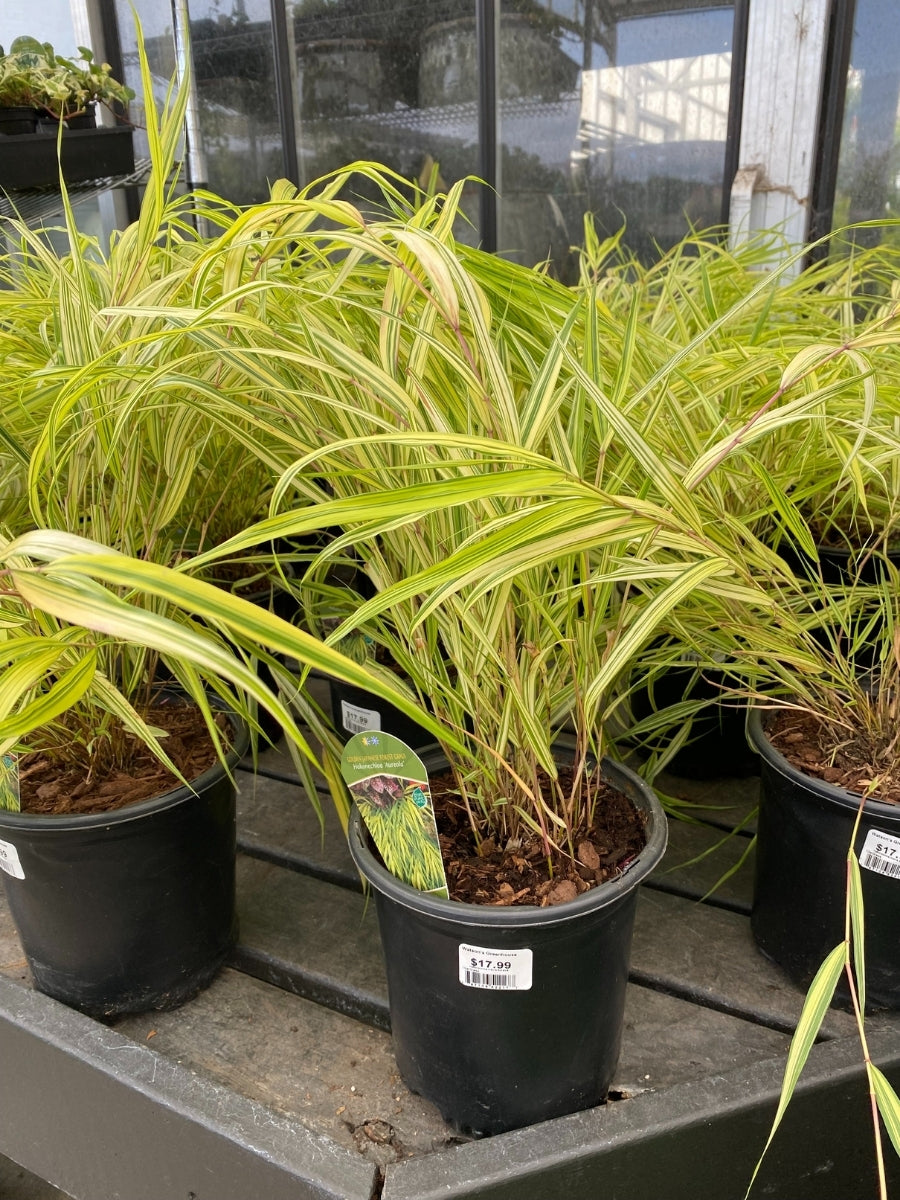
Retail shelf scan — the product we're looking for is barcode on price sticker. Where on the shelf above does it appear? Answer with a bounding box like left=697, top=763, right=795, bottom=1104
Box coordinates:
left=341, top=701, right=381, bottom=735
left=458, top=943, right=532, bottom=991
left=860, top=829, right=900, bottom=879
left=0, top=839, right=24, bottom=880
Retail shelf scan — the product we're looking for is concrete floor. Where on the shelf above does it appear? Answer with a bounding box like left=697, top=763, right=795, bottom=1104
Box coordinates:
left=0, top=1154, right=69, bottom=1199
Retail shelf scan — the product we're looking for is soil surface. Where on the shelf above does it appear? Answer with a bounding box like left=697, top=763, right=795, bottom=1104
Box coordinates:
left=769, top=709, right=900, bottom=805
left=17, top=705, right=230, bottom=816
left=432, top=767, right=648, bottom=906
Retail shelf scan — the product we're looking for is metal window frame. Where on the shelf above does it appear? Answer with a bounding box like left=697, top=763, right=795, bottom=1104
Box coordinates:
left=720, top=0, right=750, bottom=226
left=477, top=0, right=500, bottom=253
left=807, top=0, right=858, bottom=250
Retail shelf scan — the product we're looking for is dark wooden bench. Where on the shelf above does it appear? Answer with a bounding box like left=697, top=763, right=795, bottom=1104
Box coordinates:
left=1, top=730, right=897, bottom=1200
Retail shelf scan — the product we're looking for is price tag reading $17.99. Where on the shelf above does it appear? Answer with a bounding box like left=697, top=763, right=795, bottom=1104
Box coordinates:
left=860, top=829, right=900, bottom=879
left=458, top=943, right=533, bottom=990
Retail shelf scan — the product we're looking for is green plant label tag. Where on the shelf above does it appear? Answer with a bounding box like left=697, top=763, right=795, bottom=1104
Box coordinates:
left=341, top=732, right=449, bottom=898
left=0, top=754, right=20, bottom=815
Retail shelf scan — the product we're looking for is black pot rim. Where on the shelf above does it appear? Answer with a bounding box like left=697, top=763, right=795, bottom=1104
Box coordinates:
left=748, top=706, right=899, bottom=817
left=348, top=755, right=667, bottom=929
left=0, top=709, right=249, bottom=833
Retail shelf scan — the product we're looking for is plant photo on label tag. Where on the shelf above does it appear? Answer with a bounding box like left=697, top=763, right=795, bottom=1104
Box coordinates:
left=340, top=731, right=449, bottom=897
left=860, top=828, right=900, bottom=879
left=0, top=838, right=25, bottom=881
left=458, top=943, right=533, bottom=991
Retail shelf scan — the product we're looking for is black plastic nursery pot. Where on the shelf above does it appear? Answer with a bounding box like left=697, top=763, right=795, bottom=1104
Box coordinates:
left=329, top=676, right=433, bottom=749
left=776, top=539, right=900, bottom=586
left=0, top=125, right=134, bottom=189
left=348, top=756, right=667, bottom=1136
left=0, top=105, right=39, bottom=135
left=0, top=712, right=249, bottom=1018
left=749, top=709, right=900, bottom=1010
left=630, top=660, right=757, bottom=779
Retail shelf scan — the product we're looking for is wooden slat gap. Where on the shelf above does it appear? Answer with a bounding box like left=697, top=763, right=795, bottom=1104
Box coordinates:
left=641, top=876, right=752, bottom=916
left=229, top=943, right=391, bottom=1032
left=236, top=841, right=363, bottom=892
left=626, top=967, right=837, bottom=1043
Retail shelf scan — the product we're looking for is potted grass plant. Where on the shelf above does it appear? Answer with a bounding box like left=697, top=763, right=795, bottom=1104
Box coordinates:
left=202, top=449, right=748, bottom=1139
left=149, top=176, right=784, bottom=1134
left=604, top=245, right=900, bottom=1009
left=576, top=221, right=900, bottom=776
left=0, top=39, right=441, bottom=1019
left=0, top=525, right=444, bottom=1017
left=670, top=537, right=900, bottom=1012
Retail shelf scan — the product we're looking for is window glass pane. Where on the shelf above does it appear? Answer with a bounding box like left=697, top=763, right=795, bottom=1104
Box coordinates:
left=115, top=0, right=283, bottom=205
left=832, top=0, right=900, bottom=243
left=191, top=6, right=283, bottom=204
left=496, top=1, right=735, bottom=275
left=1, top=0, right=78, bottom=57
left=290, top=0, right=481, bottom=236
left=116, top=0, right=481, bottom=231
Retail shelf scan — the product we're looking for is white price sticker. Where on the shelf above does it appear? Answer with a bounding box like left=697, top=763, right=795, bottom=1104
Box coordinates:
left=860, top=829, right=900, bottom=879
left=458, top=943, right=532, bottom=991
left=341, top=701, right=381, bottom=735
left=0, top=838, right=24, bottom=880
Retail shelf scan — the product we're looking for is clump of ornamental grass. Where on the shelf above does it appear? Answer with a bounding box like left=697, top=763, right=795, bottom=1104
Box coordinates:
left=574, top=215, right=900, bottom=554
left=43, top=143, right=896, bottom=848
left=0, top=41, right=445, bottom=815
left=165, top=175, right=777, bottom=856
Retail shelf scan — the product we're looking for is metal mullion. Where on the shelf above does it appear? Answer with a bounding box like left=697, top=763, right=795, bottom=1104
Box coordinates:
left=720, top=0, right=750, bottom=227
left=477, top=0, right=499, bottom=254
left=270, top=0, right=300, bottom=187
left=807, top=0, right=858, bottom=249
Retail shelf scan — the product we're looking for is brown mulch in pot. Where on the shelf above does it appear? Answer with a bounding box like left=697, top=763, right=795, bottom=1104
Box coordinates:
left=431, top=766, right=648, bottom=907
left=768, top=709, right=900, bottom=805
left=17, top=705, right=230, bottom=817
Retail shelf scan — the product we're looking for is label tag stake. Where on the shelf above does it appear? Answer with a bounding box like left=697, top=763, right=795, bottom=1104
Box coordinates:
left=341, top=731, right=449, bottom=898
left=0, top=754, right=20, bottom=814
